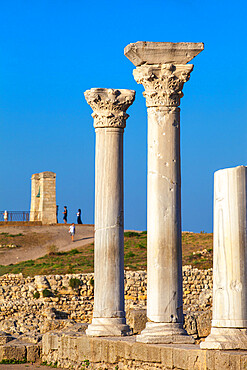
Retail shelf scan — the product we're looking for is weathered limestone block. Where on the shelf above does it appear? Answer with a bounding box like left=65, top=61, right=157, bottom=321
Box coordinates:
left=125, top=41, right=204, bottom=344
left=35, top=275, right=50, bottom=291
left=30, top=171, right=56, bottom=224
left=84, top=88, right=135, bottom=336
left=196, top=310, right=212, bottom=338
left=26, top=343, right=41, bottom=362
left=41, top=331, right=247, bottom=370
left=0, top=341, right=26, bottom=361
left=183, top=312, right=197, bottom=337
left=0, top=331, right=15, bottom=345
left=125, top=41, right=204, bottom=66
left=201, top=166, right=247, bottom=349
left=126, top=309, right=147, bottom=334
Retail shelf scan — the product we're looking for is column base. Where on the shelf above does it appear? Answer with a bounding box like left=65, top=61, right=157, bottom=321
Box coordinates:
left=136, top=322, right=195, bottom=344
left=86, top=318, right=131, bottom=337
left=200, top=327, right=247, bottom=350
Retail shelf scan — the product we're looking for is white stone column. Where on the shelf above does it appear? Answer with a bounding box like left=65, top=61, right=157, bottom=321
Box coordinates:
left=125, top=42, right=204, bottom=343
left=201, top=166, right=247, bottom=349
left=84, top=88, right=135, bottom=336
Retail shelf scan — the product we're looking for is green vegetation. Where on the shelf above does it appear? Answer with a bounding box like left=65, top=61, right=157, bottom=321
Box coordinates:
left=0, top=232, right=24, bottom=237
left=0, top=358, right=27, bottom=364
left=42, top=288, right=53, bottom=298
left=124, top=231, right=140, bottom=237
left=69, top=277, right=81, bottom=290
left=33, top=291, right=40, bottom=299
left=41, top=361, right=58, bottom=368
left=0, top=232, right=213, bottom=277
left=182, top=232, right=213, bottom=269
left=82, top=359, right=90, bottom=369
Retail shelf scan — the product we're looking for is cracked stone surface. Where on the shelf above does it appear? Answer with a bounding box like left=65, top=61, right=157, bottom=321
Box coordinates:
left=84, top=88, right=135, bottom=336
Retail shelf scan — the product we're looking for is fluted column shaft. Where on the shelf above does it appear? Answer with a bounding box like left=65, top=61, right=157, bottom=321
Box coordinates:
left=147, top=105, right=182, bottom=323
left=84, top=88, right=135, bottom=336
left=201, top=166, right=247, bottom=349
left=130, top=63, right=194, bottom=343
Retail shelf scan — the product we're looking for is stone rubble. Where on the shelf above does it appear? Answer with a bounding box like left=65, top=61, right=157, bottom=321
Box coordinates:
left=0, top=267, right=212, bottom=344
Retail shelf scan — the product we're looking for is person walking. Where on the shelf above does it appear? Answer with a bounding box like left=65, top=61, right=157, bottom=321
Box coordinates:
left=3, top=210, right=8, bottom=222
left=69, top=223, right=75, bottom=242
left=77, top=209, right=82, bottom=224
left=63, top=206, right=68, bottom=224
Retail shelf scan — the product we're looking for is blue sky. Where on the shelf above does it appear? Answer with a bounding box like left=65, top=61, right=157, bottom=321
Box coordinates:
left=0, top=0, right=246, bottom=231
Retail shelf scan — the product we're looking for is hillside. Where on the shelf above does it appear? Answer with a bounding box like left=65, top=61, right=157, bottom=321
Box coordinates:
left=0, top=227, right=213, bottom=276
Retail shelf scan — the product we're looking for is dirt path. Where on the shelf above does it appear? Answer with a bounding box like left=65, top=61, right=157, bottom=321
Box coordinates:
left=0, top=224, right=94, bottom=266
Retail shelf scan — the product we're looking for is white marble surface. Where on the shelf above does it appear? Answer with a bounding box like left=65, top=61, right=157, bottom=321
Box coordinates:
left=84, top=88, right=135, bottom=336
left=124, top=41, right=204, bottom=66
left=126, top=55, right=201, bottom=343
left=201, top=165, right=247, bottom=349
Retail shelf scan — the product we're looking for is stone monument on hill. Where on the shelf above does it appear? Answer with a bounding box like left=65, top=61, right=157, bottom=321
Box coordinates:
left=30, top=171, right=57, bottom=224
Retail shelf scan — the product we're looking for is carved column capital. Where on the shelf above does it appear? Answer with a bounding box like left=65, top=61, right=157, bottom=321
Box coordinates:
left=84, top=88, right=135, bottom=129
left=133, top=64, right=193, bottom=108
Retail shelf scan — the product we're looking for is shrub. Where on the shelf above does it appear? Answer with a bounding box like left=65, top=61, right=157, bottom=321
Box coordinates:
left=33, top=291, right=40, bottom=299
left=69, top=277, right=81, bottom=290
left=47, top=244, right=58, bottom=255
left=124, top=231, right=140, bottom=238
left=69, top=249, right=80, bottom=255
left=42, top=289, right=53, bottom=298
left=125, top=251, right=135, bottom=258
left=137, top=243, right=146, bottom=249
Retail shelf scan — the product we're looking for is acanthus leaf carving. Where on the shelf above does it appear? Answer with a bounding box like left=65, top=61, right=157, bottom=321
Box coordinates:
left=84, top=88, right=135, bottom=128
left=133, top=64, right=193, bottom=107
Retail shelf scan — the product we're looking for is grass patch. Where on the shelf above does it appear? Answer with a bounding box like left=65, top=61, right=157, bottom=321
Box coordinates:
left=125, top=251, right=135, bottom=259
left=0, top=358, right=27, bottom=364
left=0, top=232, right=213, bottom=276
left=124, top=231, right=140, bottom=238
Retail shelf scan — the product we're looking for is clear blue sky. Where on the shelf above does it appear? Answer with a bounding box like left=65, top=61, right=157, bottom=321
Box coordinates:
left=0, top=0, right=246, bottom=231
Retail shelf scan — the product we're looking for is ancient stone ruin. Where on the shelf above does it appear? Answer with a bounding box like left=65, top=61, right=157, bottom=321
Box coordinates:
left=125, top=41, right=203, bottom=345
left=201, top=165, right=247, bottom=350
left=29, top=171, right=57, bottom=225
left=1, top=42, right=247, bottom=369
left=84, top=88, right=135, bottom=336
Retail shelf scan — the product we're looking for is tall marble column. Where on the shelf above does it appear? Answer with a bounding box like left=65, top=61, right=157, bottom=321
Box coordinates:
left=125, top=42, right=204, bottom=343
left=84, top=88, right=135, bottom=336
left=201, top=166, right=247, bottom=349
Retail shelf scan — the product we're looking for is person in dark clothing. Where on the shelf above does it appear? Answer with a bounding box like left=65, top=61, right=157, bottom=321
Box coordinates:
left=56, top=205, right=59, bottom=223
left=63, top=206, right=68, bottom=224
left=77, top=209, right=82, bottom=224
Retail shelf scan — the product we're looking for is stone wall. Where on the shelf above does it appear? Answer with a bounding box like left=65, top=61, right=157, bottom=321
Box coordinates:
left=41, top=333, right=247, bottom=370
left=0, top=266, right=213, bottom=341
